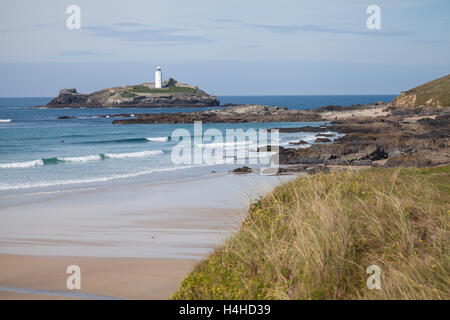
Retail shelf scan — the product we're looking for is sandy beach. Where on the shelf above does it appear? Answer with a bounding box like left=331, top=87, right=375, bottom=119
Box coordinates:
left=0, top=172, right=294, bottom=299
left=320, top=106, right=388, bottom=121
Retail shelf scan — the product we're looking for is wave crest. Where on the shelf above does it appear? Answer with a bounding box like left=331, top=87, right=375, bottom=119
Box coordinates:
left=0, top=159, right=44, bottom=168
left=146, top=137, right=170, bottom=142
left=104, top=150, right=163, bottom=159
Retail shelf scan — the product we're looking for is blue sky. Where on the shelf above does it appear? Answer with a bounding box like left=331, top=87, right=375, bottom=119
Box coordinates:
left=0, top=0, right=449, bottom=96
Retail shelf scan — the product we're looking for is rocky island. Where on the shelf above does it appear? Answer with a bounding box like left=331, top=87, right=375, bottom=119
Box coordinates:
left=45, top=77, right=219, bottom=108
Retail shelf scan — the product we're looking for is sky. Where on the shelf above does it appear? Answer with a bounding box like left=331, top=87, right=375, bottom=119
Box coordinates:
left=0, top=0, right=449, bottom=96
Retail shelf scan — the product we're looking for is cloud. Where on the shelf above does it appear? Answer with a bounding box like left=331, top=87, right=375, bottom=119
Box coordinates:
left=84, top=24, right=210, bottom=44
left=0, top=22, right=58, bottom=33
left=59, top=50, right=113, bottom=56
left=244, top=23, right=415, bottom=37
left=113, top=22, right=147, bottom=27
left=211, top=19, right=243, bottom=23
left=239, top=44, right=262, bottom=49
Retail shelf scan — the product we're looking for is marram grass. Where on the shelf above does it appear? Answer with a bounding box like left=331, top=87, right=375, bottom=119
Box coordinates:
left=173, top=166, right=450, bottom=300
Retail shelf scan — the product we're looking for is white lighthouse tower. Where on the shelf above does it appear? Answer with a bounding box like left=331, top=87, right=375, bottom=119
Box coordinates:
left=155, top=66, right=162, bottom=88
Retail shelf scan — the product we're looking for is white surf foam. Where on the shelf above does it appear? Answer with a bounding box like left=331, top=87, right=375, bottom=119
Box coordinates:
left=146, top=137, right=169, bottom=142
left=196, top=140, right=252, bottom=148
left=104, top=150, right=164, bottom=159
left=0, top=159, right=44, bottom=169
left=58, top=155, right=103, bottom=162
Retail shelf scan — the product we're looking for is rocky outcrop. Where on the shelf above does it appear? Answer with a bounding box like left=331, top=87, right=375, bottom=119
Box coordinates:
left=49, top=89, right=89, bottom=105
left=276, top=113, right=449, bottom=167
left=314, top=137, right=332, bottom=143
left=112, top=104, right=323, bottom=124
left=45, top=81, right=219, bottom=108
left=289, top=140, right=308, bottom=145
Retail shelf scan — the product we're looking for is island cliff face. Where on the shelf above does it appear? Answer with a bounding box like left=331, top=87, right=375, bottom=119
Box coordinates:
left=46, top=79, right=219, bottom=108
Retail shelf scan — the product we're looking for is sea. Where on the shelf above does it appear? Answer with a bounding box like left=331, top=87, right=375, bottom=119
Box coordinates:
left=0, top=95, right=395, bottom=197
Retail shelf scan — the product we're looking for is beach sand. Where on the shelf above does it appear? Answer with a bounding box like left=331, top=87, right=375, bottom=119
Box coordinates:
left=0, top=254, right=196, bottom=300
left=0, top=172, right=294, bottom=299
left=321, top=106, right=388, bottom=121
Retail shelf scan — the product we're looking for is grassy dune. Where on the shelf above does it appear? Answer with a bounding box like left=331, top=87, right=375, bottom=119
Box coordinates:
left=405, top=74, right=450, bottom=107
left=173, top=166, right=449, bottom=300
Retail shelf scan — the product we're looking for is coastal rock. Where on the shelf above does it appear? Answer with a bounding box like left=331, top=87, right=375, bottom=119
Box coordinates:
left=113, top=105, right=323, bottom=124
left=314, top=137, right=332, bottom=143
left=289, top=140, right=308, bottom=145
left=316, top=133, right=334, bottom=137
left=232, top=166, right=253, bottom=173
left=49, top=89, right=89, bottom=105
left=278, top=110, right=449, bottom=167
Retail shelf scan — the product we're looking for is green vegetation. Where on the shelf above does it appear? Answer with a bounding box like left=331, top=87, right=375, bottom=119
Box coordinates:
left=173, top=166, right=450, bottom=299
left=120, top=91, right=138, bottom=98
left=405, top=74, right=450, bottom=107
left=130, top=85, right=197, bottom=94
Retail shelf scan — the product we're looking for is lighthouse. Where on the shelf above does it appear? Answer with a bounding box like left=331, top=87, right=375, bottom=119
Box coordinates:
left=155, top=66, right=162, bottom=88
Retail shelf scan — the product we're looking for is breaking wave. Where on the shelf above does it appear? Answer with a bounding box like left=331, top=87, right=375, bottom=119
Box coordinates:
left=0, top=159, right=44, bottom=169
left=0, top=150, right=164, bottom=169
left=78, top=136, right=170, bottom=145
left=104, top=150, right=164, bottom=159
left=146, top=136, right=170, bottom=142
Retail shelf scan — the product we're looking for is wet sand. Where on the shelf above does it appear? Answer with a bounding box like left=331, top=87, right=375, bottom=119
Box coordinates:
left=0, top=172, right=294, bottom=299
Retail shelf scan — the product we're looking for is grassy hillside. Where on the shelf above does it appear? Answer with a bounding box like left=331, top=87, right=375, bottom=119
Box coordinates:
left=173, top=166, right=449, bottom=300
left=395, top=74, right=450, bottom=107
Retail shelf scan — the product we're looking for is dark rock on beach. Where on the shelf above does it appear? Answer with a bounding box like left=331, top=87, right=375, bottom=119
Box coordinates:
left=316, top=133, right=334, bottom=137
left=289, top=140, right=308, bottom=145
left=314, top=137, right=332, bottom=143
left=57, top=115, right=75, bottom=119
left=232, top=166, right=253, bottom=173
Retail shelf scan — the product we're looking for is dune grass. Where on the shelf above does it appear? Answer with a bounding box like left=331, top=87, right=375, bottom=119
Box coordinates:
left=173, top=166, right=450, bottom=300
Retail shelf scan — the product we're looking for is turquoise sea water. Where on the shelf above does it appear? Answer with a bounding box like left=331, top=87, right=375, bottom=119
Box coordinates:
left=0, top=95, right=395, bottom=196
